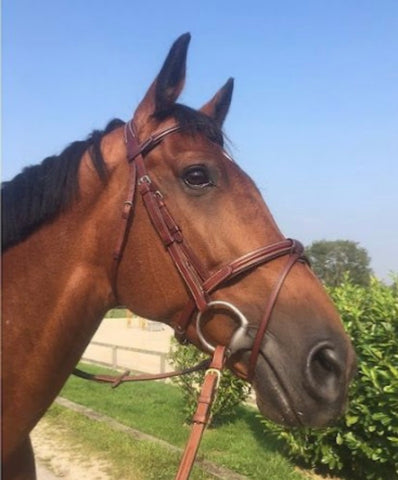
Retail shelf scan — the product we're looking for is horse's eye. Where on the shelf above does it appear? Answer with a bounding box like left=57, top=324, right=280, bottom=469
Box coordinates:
left=183, top=165, right=214, bottom=189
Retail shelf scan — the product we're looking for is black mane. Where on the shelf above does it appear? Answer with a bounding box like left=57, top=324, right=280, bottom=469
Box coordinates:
left=1, top=119, right=124, bottom=252
left=2, top=106, right=224, bottom=253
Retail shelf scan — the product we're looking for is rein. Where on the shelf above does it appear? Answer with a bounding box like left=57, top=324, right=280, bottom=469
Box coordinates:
left=74, top=118, right=308, bottom=480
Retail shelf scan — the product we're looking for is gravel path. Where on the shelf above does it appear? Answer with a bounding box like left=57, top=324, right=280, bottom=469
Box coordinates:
left=32, top=397, right=247, bottom=480
left=32, top=417, right=112, bottom=480
left=35, top=462, right=59, bottom=480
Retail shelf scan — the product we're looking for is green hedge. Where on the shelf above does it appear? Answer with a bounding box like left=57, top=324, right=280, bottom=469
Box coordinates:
left=168, top=338, right=251, bottom=425
left=261, top=276, right=398, bottom=480
left=104, top=307, right=129, bottom=318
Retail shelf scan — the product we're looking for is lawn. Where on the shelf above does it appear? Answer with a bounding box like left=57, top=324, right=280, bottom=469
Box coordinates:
left=54, top=363, right=312, bottom=479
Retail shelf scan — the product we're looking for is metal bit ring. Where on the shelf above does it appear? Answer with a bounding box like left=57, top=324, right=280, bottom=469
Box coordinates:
left=196, top=300, right=250, bottom=355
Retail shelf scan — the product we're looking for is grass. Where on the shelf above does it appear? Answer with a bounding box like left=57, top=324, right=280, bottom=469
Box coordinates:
left=56, top=363, right=312, bottom=479
left=44, top=403, right=215, bottom=479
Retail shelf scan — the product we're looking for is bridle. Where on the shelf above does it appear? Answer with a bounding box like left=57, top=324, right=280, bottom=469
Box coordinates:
left=76, top=116, right=308, bottom=480
left=113, top=117, right=308, bottom=381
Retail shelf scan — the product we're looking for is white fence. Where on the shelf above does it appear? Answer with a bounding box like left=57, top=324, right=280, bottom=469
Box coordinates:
left=82, top=340, right=170, bottom=374
left=81, top=338, right=256, bottom=404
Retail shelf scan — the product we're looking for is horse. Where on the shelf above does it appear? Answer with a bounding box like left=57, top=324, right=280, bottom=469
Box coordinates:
left=2, top=33, right=356, bottom=480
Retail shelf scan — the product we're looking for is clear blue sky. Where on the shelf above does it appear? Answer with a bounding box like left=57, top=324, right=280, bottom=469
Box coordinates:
left=3, top=1, right=398, bottom=280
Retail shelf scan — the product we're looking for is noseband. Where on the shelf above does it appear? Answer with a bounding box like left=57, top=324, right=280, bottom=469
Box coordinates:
left=114, top=119, right=307, bottom=381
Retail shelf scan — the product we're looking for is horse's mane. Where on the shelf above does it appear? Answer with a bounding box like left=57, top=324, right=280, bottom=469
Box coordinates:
left=1, top=119, right=124, bottom=252
left=1, top=106, right=224, bottom=253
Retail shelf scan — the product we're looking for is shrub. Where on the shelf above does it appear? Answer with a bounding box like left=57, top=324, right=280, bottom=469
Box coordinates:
left=260, top=276, right=398, bottom=480
left=104, top=307, right=129, bottom=318
left=168, top=338, right=251, bottom=425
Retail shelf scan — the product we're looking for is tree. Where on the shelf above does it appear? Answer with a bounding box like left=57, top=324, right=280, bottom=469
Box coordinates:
left=306, top=240, right=372, bottom=287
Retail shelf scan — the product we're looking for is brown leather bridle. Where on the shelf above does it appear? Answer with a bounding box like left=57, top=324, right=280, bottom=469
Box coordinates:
left=113, top=118, right=308, bottom=380
left=76, top=117, right=308, bottom=480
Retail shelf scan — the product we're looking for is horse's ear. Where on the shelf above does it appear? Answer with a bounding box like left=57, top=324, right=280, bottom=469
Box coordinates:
left=133, top=33, right=190, bottom=128
left=200, top=78, right=234, bottom=127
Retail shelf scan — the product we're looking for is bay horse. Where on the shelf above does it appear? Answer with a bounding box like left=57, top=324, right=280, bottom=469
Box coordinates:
left=2, top=33, right=356, bottom=480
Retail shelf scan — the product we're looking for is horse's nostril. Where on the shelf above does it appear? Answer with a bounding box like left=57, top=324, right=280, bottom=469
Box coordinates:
left=314, top=347, right=341, bottom=374
left=306, top=343, right=345, bottom=402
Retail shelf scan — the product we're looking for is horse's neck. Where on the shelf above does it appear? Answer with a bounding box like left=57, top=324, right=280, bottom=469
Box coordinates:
left=3, top=243, right=107, bottom=452
left=2, top=173, right=123, bottom=430
left=3, top=221, right=112, bottom=369
left=3, top=194, right=119, bottom=350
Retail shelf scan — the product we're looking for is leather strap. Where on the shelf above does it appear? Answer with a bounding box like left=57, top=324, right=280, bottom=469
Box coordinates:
left=113, top=162, right=137, bottom=263
left=174, top=346, right=226, bottom=480
left=173, top=239, right=305, bottom=342
left=72, top=358, right=211, bottom=388
left=248, top=246, right=303, bottom=378
left=127, top=125, right=211, bottom=312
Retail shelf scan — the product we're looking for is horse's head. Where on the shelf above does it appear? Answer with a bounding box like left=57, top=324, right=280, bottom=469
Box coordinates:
left=112, top=34, right=356, bottom=427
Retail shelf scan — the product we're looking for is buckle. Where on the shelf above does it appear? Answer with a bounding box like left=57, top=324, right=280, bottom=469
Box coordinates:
left=138, top=175, right=151, bottom=185
left=205, top=367, right=221, bottom=389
